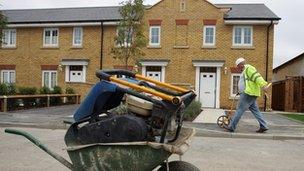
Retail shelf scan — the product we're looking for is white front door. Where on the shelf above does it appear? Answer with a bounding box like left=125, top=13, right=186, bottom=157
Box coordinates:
left=146, top=71, right=161, bottom=82
left=70, top=71, right=83, bottom=82
left=200, top=72, right=216, bottom=108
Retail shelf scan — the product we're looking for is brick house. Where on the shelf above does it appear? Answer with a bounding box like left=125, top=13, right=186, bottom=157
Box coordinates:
left=273, top=52, right=304, bottom=82
left=0, top=0, right=280, bottom=109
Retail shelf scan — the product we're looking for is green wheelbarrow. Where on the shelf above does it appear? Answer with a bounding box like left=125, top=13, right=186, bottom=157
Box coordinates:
left=5, top=127, right=199, bottom=171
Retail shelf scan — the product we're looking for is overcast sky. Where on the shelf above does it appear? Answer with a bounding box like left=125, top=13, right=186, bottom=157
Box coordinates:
left=0, top=0, right=303, bottom=68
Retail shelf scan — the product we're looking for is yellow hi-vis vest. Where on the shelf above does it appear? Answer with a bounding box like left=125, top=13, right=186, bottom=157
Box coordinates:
left=243, top=64, right=268, bottom=97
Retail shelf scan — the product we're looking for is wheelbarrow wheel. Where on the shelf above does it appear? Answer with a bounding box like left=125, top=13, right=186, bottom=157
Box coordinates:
left=217, top=115, right=230, bottom=128
left=158, top=161, right=200, bottom=171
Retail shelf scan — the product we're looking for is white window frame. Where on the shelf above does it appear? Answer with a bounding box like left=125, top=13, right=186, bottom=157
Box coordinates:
left=230, top=73, right=242, bottom=97
left=42, top=71, right=57, bottom=90
left=73, top=27, right=83, bottom=47
left=233, top=26, right=253, bottom=46
left=149, top=26, right=161, bottom=47
left=1, top=70, right=16, bottom=84
left=203, top=26, right=216, bottom=46
left=43, top=28, right=59, bottom=47
left=2, top=29, right=17, bottom=48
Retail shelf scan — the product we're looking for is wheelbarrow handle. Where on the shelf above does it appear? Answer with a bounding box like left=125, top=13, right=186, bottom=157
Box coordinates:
left=96, top=69, right=136, bottom=81
left=96, top=70, right=182, bottom=105
left=5, top=128, right=73, bottom=170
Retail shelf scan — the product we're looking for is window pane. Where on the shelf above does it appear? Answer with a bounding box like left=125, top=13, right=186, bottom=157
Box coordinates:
left=44, top=72, right=49, bottom=87
left=52, top=30, right=58, bottom=44
left=244, top=28, right=251, bottom=44
left=205, top=27, right=214, bottom=44
left=2, top=30, right=9, bottom=45
left=151, top=27, right=159, bottom=44
left=52, top=30, right=58, bottom=36
left=51, top=72, right=57, bottom=88
left=10, top=30, right=16, bottom=45
left=234, top=28, right=242, bottom=44
left=3, top=72, right=8, bottom=83
left=9, top=71, right=15, bottom=83
left=233, top=75, right=240, bottom=94
left=74, top=27, right=82, bottom=45
left=45, top=30, right=51, bottom=44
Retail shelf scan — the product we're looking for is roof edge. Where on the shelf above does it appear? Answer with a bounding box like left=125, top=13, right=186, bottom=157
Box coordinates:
left=273, top=52, right=304, bottom=71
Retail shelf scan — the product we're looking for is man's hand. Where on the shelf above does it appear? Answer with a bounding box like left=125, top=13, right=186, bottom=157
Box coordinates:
left=262, top=83, right=272, bottom=92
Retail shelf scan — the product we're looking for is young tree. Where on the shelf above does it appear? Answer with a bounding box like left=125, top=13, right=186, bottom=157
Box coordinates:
left=0, top=10, right=7, bottom=43
left=111, top=0, right=147, bottom=70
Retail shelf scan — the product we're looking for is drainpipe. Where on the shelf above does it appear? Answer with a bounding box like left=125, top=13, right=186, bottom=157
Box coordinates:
left=264, top=20, right=273, bottom=111
left=100, top=21, right=104, bottom=70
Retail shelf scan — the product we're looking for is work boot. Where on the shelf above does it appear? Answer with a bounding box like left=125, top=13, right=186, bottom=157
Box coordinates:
left=256, top=128, right=268, bottom=133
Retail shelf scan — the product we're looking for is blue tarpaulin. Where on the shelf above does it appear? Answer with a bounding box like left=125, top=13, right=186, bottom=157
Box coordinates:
left=73, top=81, right=124, bottom=122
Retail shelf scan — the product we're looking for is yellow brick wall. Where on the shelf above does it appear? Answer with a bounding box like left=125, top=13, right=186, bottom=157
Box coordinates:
left=0, top=0, right=275, bottom=109
left=0, top=26, right=102, bottom=99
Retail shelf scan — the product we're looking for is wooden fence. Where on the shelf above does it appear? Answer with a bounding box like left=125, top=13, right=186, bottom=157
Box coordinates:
left=272, top=76, right=304, bottom=112
left=0, top=94, right=80, bottom=112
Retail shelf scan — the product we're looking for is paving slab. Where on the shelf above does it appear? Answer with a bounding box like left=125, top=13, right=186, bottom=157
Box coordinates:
left=193, top=108, right=225, bottom=123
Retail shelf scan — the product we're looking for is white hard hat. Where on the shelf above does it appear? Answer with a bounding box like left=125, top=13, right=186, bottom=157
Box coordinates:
left=235, top=58, right=245, bottom=66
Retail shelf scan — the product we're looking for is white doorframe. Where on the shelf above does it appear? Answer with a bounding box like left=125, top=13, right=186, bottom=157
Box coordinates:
left=193, top=61, right=224, bottom=108
left=140, top=61, right=168, bottom=82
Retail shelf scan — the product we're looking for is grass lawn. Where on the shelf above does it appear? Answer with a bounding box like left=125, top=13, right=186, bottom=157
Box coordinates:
left=282, top=114, right=304, bottom=123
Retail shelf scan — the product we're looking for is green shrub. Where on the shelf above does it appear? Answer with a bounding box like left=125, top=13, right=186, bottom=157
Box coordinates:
left=18, top=87, right=37, bottom=95
left=7, top=84, right=17, bottom=95
left=0, top=83, right=8, bottom=95
left=65, top=87, right=75, bottom=94
left=182, top=101, right=202, bottom=121
left=52, top=86, right=62, bottom=94
left=39, top=86, right=51, bottom=94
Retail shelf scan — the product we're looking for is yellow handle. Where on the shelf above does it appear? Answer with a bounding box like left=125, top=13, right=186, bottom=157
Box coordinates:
left=110, top=77, right=181, bottom=105
left=135, top=74, right=188, bottom=93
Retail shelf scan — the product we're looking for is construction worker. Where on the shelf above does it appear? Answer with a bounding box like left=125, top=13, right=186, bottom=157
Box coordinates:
left=226, top=58, right=270, bottom=133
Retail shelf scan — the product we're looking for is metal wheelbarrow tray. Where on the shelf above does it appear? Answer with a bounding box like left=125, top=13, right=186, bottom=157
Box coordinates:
left=5, top=127, right=195, bottom=171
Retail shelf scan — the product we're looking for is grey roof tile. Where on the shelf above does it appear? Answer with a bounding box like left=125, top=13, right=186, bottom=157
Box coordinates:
left=1, top=4, right=280, bottom=24
left=2, top=6, right=122, bottom=23
left=216, top=4, right=281, bottom=20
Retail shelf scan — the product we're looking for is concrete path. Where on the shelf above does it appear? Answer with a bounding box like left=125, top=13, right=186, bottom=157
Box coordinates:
left=0, top=105, right=304, bottom=140
left=193, top=108, right=225, bottom=123
left=186, top=111, right=304, bottom=140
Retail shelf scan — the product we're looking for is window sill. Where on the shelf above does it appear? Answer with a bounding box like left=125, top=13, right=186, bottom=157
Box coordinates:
left=202, top=45, right=216, bottom=49
left=173, top=45, right=189, bottom=49
left=1, top=46, right=17, bottom=49
left=41, top=46, right=59, bottom=49
left=231, top=46, right=255, bottom=50
left=66, top=81, right=86, bottom=84
left=147, top=45, right=161, bottom=49
left=71, top=46, right=83, bottom=49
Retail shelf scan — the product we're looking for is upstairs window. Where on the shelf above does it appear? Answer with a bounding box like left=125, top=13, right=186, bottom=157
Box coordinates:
left=149, top=26, right=161, bottom=46
left=203, top=26, right=216, bottom=46
left=233, top=26, right=253, bottom=46
left=1, top=70, right=16, bottom=84
left=73, top=27, right=83, bottom=46
left=2, top=29, right=16, bottom=48
left=44, top=28, right=58, bottom=47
